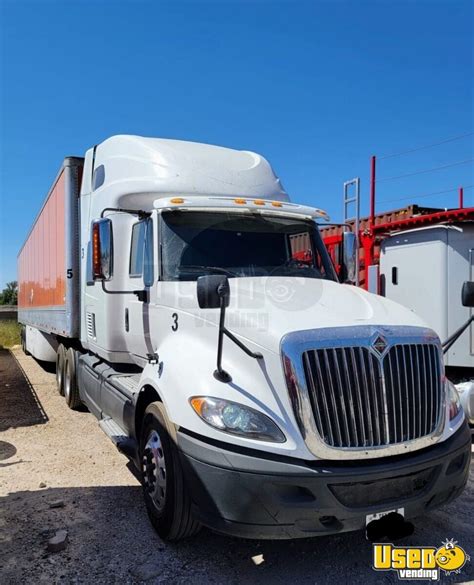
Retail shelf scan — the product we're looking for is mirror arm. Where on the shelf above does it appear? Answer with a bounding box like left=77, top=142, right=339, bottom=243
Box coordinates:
left=101, top=281, right=149, bottom=302
left=223, top=327, right=263, bottom=360
left=213, top=295, right=263, bottom=384
left=134, top=290, right=149, bottom=302
left=214, top=297, right=232, bottom=383
left=442, top=316, right=474, bottom=353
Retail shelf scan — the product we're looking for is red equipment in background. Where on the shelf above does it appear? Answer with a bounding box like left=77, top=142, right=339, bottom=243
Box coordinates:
left=321, top=153, right=474, bottom=290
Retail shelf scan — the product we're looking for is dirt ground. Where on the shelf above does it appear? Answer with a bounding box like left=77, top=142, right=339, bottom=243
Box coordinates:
left=1, top=347, right=473, bottom=585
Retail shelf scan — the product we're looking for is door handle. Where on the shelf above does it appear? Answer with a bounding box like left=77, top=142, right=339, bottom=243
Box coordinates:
left=125, top=308, right=129, bottom=332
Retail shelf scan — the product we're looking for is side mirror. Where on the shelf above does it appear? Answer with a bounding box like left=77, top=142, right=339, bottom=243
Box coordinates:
left=197, top=274, right=261, bottom=383
left=197, top=275, right=231, bottom=382
left=91, top=218, right=113, bottom=280
left=462, top=281, right=474, bottom=307
left=197, top=275, right=230, bottom=309
left=342, top=231, right=357, bottom=284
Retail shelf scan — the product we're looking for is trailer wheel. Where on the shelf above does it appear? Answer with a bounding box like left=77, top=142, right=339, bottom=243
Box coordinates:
left=64, top=347, right=81, bottom=410
left=140, top=402, right=200, bottom=541
left=56, top=345, right=66, bottom=396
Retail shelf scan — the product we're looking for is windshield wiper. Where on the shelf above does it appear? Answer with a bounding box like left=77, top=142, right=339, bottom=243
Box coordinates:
left=178, top=265, right=238, bottom=277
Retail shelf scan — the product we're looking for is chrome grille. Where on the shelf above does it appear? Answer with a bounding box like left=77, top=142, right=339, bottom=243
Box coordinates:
left=302, top=343, right=443, bottom=448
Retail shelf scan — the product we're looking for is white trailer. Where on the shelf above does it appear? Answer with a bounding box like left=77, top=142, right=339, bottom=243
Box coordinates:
left=380, top=224, right=474, bottom=423
left=18, top=135, right=471, bottom=541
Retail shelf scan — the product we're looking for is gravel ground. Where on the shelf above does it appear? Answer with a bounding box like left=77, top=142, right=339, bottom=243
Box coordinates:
left=0, top=347, right=473, bottom=584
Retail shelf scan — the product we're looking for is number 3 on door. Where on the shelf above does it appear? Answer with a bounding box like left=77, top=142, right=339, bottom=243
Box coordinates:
left=171, top=313, right=179, bottom=331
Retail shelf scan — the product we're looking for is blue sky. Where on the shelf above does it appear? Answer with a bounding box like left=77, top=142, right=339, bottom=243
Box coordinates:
left=0, top=0, right=472, bottom=288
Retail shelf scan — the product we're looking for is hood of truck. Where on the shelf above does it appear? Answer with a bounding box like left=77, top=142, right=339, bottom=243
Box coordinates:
left=182, top=277, right=430, bottom=354
left=148, top=276, right=440, bottom=459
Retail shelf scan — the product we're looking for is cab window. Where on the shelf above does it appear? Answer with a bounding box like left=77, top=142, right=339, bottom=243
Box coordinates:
left=129, top=219, right=154, bottom=286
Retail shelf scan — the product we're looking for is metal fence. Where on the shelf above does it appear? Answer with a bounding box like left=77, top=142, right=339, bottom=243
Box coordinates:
left=0, top=306, right=18, bottom=321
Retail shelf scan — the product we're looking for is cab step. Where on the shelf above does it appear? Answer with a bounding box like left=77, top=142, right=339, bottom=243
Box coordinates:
left=98, top=417, right=137, bottom=459
left=106, top=374, right=141, bottom=395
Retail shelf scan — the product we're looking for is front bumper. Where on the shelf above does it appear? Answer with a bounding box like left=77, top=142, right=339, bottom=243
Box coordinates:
left=176, top=423, right=471, bottom=540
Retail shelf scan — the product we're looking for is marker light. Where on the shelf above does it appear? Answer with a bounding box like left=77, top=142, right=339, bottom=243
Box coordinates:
left=170, top=198, right=184, bottom=204
left=253, top=199, right=265, bottom=206
left=234, top=198, right=247, bottom=204
left=271, top=201, right=283, bottom=208
left=92, top=222, right=102, bottom=278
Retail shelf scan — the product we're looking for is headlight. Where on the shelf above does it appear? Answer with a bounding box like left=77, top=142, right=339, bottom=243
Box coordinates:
left=190, top=396, right=286, bottom=443
left=447, top=379, right=462, bottom=420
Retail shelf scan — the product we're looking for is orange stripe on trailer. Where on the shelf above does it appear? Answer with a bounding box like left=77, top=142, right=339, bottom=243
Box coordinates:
left=18, top=171, right=67, bottom=309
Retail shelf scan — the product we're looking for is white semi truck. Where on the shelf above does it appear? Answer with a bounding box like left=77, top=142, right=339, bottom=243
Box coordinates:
left=18, top=136, right=471, bottom=541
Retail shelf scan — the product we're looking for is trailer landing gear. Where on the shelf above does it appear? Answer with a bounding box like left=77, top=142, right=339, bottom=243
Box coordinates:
left=21, top=327, right=30, bottom=356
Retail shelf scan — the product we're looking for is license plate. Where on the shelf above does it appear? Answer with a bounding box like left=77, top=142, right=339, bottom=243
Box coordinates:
left=366, top=507, right=404, bottom=525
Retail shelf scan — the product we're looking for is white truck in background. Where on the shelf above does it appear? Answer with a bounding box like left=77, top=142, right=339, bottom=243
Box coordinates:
left=380, top=224, right=474, bottom=426
left=17, top=135, right=471, bottom=541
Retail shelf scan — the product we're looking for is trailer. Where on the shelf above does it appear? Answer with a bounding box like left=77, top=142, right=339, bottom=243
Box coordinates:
left=18, top=135, right=471, bottom=542
left=17, top=157, right=83, bottom=360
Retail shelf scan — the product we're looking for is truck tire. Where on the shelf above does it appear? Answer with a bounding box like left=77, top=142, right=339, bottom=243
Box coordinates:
left=64, top=347, right=81, bottom=410
left=56, top=344, right=66, bottom=396
left=140, top=402, right=200, bottom=541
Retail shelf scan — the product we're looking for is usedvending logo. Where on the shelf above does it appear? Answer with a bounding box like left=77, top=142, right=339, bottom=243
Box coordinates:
left=373, top=539, right=469, bottom=580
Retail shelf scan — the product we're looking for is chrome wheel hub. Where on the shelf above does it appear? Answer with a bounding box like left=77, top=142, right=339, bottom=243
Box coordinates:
left=64, top=361, right=70, bottom=399
left=143, top=430, right=167, bottom=511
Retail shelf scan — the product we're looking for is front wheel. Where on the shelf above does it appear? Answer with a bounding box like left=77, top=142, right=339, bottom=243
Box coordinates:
left=140, top=402, right=200, bottom=541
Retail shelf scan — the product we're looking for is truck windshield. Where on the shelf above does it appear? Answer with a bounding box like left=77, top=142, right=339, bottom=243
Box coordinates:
left=160, top=211, right=337, bottom=282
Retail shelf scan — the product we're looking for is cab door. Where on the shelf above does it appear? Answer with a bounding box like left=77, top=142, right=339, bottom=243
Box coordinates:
left=124, top=217, right=155, bottom=362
